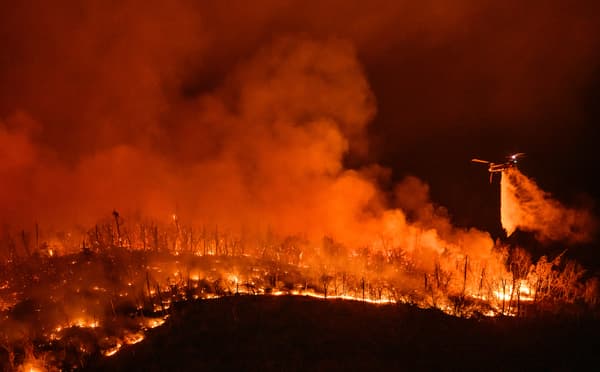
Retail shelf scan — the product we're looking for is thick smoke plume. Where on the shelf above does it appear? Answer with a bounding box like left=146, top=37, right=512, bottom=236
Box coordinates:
left=1, top=0, right=599, bottom=249
left=0, top=36, right=376, bottom=234
left=2, top=3, right=600, bottom=370
left=0, top=35, right=495, bottom=269
left=501, top=168, right=596, bottom=243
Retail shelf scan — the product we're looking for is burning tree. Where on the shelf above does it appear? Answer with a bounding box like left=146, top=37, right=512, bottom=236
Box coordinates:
left=0, top=211, right=598, bottom=371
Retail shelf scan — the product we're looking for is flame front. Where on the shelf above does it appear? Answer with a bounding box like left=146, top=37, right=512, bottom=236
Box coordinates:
left=0, top=215, right=596, bottom=370
left=0, top=5, right=598, bottom=370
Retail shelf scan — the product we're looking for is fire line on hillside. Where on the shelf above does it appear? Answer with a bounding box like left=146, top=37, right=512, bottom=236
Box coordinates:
left=0, top=210, right=597, bottom=370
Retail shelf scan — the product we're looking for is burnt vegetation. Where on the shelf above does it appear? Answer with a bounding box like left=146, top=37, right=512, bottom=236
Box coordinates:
left=0, top=214, right=599, bottom=370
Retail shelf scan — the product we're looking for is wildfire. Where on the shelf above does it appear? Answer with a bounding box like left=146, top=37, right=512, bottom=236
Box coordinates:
left=124, top=332, right=145, bottom=345
left=300, top=290, right=395, bottom=305
left=0, top=217, right=596, bottom=370
left=74, top=319, right=99, bottom=328
left=98, top=332, right=147, bottom=357
left=143, top=316, right=168, bottom=329
left=492, top=281, right=534, bottom=302
left=20, top=363, right=44, bottom=372
left=0, top=6, right=597, bottom=370
left=104, top=343, right=122, bottom=357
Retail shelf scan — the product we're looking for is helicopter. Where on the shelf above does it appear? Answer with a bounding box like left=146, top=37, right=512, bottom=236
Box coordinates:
left=471, top=153, right=525, bottom=183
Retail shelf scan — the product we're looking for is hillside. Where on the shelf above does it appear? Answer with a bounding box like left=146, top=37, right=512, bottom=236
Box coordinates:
left=90, top=295, right=599, bottom=371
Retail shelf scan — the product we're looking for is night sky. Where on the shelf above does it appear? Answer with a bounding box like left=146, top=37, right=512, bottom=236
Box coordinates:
left=1, top=1, right=599, bottom=243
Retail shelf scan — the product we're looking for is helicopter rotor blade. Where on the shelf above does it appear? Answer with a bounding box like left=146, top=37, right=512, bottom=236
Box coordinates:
left=471, top=158, right=490, bottom=164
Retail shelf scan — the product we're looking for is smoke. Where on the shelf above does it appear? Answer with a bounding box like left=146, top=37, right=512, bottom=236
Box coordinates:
left=1, top=35, right=374, bottom=232
left=1, top=1, right=599, bottom=250
left=2, top=4, right=600, bottom=369
left=0, top=27, right=500, bottom=276
left=501, top=168, right=597, bottom=243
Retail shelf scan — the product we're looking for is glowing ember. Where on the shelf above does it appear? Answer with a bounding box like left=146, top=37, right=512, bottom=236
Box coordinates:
left=22, top=364, right=44, bottom=372
left=104, top=343, right=122, bottom=357
left=73, top=318, right=100, bottom=328
left=0, top=4, right=597, bottom=371
left=0, top=213, right=595, bottom=370
left=124, top=332, right=145, bottom=345
left=145, top=316, right=168, bottom=329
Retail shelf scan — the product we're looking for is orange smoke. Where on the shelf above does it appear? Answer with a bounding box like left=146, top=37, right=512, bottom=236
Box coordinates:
left=1, top=1, right=599, bottom=254
left=0, top=34, right=494, bottom=266
left=501, top=168, right=596, bottom=243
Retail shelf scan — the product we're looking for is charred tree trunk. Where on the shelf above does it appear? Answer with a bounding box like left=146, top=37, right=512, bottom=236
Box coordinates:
left=112, top=210, right=121, bottom=247
left=141, top=225, right=147, bottom=251
left=202, top=226, right=207, bottom=256
left=516, top=282, right=521, bottom=316
left=146, top=271, right=153, bottom=309
left=35, top=223, right=39, bottom=252
left=21, top=230, right=30, bottom=257
left=214, top=226, right=219, bottom=256
left=478, top=267, right=486, bottom=299
left=361, top=277, right=366, bottom=302
left=95, top=224, right=100, bottom=248
left=462, top=256, right=468, bottom=296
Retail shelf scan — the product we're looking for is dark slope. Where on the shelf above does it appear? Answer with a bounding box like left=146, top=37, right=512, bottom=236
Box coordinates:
left=90, top=295, right=599, bottom=371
